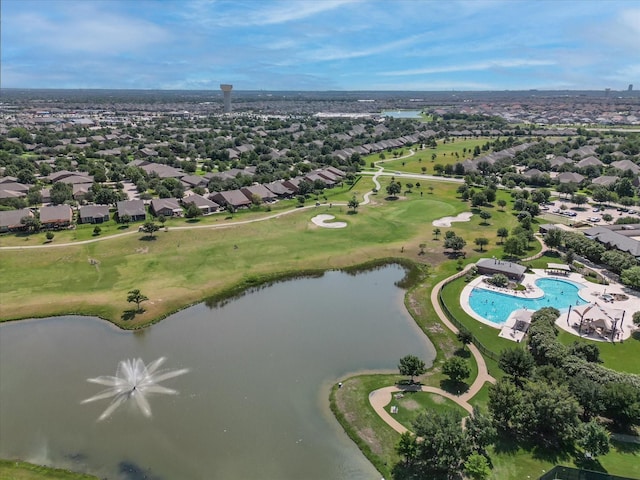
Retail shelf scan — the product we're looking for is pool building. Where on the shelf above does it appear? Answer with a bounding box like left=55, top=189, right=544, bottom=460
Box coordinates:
left=476, top=258, right=526, bottom=281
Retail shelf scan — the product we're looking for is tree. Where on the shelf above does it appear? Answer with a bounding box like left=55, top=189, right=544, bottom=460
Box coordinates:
left=120, top=214, right=131, bottom=226
left=185, top=203, right=202, bottom=219
left=457, top=329, right=473, bottom=351
left=479, top=210, right=492, bottom=225
left=465, top=407, right=496, bottom=454
left=464, top=453, right=491, bottom=480
left=45, top=231, right=55, bottom=242
left=633, top=311, right=640, bottom=325
left=498, top=348, right=535, bottom=386
left=444, top=234, right=466, bottom=256
left=386, top=181, right=401, bottom=197
left=432, top=228, right=441, bottom=239
left=471, top=192, right=487, bottom=207
left=621, top=266, right=640, bottom=289
left=578, top=421, right=610, bottom=458
left=442, top=356, right=470, bottom=384
left=396, top=432, right=418, bottom=466
left=503, top=235, right=527, bottom=257
left=602, top=213, right=613, bottom=222
left=127, top=289, right=148, bottom=312
left=347, top=195, right=359, bottom=213
left=488, top=378, right=523, bottom=433
left=543, top=228, right=563, bottom=250
left=497, top=199, right=507, bottom=211
left=497, top=227, right=509, bottom=244
left=571, top=193, right=588, bottom=206
left=140, top=220, right=159, bottom=239
left=21, top=215, right=41, bottom=233
left=50, top=182, right=73, bottom=205
left=93, top=226, right=102, bottom=236
left=413, top=410, right=469, bottom=475
left=398, top=355, right=426, bottom=383
left=474, top=237, right=489, bottom=251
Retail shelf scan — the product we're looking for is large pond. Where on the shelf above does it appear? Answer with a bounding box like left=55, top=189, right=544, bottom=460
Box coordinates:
left=0, top=265, right=435, bottom=480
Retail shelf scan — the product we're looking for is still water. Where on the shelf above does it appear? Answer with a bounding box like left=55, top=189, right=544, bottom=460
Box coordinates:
left=0, top=265, right=435, bottom=480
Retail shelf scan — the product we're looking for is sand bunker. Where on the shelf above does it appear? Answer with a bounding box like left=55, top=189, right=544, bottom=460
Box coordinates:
left=432, top=212, right=473, bottom=227
left=311, top=214, right=347, bottom=229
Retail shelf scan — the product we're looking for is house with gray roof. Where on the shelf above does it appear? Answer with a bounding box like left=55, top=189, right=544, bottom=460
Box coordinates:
left=241, top=185, right=276, bottom=203
left=556, top=172, right=585, bottom=184
left=40, top=204, right=73, bottom=229
left=550, top=156, right=572, bottom=170
left=264, top=181, right=294, bottom=198
left=591, top=176, right=618, bottom=187
left=476, top=258, right=526, bottom=281
left=116, top=200, right=146, bottom=222
left=610, top=160, right=640, bottom=174
left=150, top=198, right=183, bottom=217
left=211, top=190, right=252, bottom=209
left=181, top=194, right=220, bottom=214
left=576, top=156, right=603, bottom=168
left=584, top=225, right=640, bottom=259
left=0, top=208, right=33, bottom=232
left=79, top=205, right=110, bottom=224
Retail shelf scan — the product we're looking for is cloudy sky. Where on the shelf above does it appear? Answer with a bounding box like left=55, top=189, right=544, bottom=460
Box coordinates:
left=2, top=0, right=638, bottom=91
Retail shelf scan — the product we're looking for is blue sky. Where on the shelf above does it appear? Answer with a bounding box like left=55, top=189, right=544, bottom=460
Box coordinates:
left=2, top=0, right=638, bottom=91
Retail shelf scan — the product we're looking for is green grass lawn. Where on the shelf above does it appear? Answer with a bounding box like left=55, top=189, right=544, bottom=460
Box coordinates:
left=0, top=460, right=98, bottom=480
left=385, top=390, right=468, bottom=430
left=364, top=137, right=492, bottom=175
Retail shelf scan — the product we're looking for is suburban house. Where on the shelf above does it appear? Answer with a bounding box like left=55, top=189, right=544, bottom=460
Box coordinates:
left=181, top=193, right=220, bottom=214
left=476, top=258, right=526, bottom=282
left=78, top=205, right=110, bottom=224
left=40, top=204, right=73, bottom=229
left=150, top=198, right=183, bottom=217
left=180, top=175, right=208, bottom=189
left=116, top=200, right=147, bottom=222
left=264, top=181, right=295, bottom=198
left=210, top=190, right=252, bottom=209
left=556, top=172, right=585, bottom=184
left=240, top=185, right=276, bottom=203
left=0, top=208, right=34, bottom=232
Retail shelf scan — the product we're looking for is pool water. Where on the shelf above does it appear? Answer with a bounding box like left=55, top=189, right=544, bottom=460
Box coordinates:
left=469, top=278, right=587, bottom=325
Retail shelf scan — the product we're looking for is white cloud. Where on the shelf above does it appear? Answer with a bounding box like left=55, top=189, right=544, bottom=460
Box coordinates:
left=303, top=33, right=430, bottom=62
left=9, top=7, right=170, bottom=56
left=380, top=59, right=556, bottom=76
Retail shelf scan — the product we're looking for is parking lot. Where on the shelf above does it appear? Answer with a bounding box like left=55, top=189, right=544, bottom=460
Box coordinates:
left=541, top=200, right=639, bottom=226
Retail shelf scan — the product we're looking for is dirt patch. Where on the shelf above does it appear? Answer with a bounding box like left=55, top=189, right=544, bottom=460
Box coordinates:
left=136, top=247, right=149, bottom=254
left=359, top=427, right=384, bottom=456
left=400, top=398, right=421, bottom=411
left=428, top=393, right=445, bottom=404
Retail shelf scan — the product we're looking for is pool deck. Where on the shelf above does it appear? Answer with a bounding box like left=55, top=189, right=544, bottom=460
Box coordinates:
left=460, top=269, right=640, bottom=342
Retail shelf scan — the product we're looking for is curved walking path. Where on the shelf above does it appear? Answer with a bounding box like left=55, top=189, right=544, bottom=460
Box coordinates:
left=369, top=263, right=495, bottom=433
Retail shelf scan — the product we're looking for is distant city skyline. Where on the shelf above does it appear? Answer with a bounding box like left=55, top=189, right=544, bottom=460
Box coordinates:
left=2, top=0, right=638, bottom=91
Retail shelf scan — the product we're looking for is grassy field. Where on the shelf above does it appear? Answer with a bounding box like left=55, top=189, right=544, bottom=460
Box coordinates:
left=0, top=460, right=98, bottom=480
left=385, top=390, right=468, bottom=429
left=364, top=137, right=491, bottom=174
left=0, top=178, right=520, bottom=327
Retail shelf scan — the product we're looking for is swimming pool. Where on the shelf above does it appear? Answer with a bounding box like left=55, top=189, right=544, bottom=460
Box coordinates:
left=468, top=278, right=587, bottom=325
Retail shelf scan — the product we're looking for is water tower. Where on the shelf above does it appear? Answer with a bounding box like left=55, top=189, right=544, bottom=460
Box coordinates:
left=220, top=84, right=233, bottom=113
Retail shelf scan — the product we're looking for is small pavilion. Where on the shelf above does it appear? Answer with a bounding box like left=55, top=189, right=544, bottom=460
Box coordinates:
left=566, top=302, right=626, bottom=341
left=545, top=263, right=571, bottom=276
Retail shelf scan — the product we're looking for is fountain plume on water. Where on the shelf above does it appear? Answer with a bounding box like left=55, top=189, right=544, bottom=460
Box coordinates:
left=81, top=357, right=188, bottom=421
